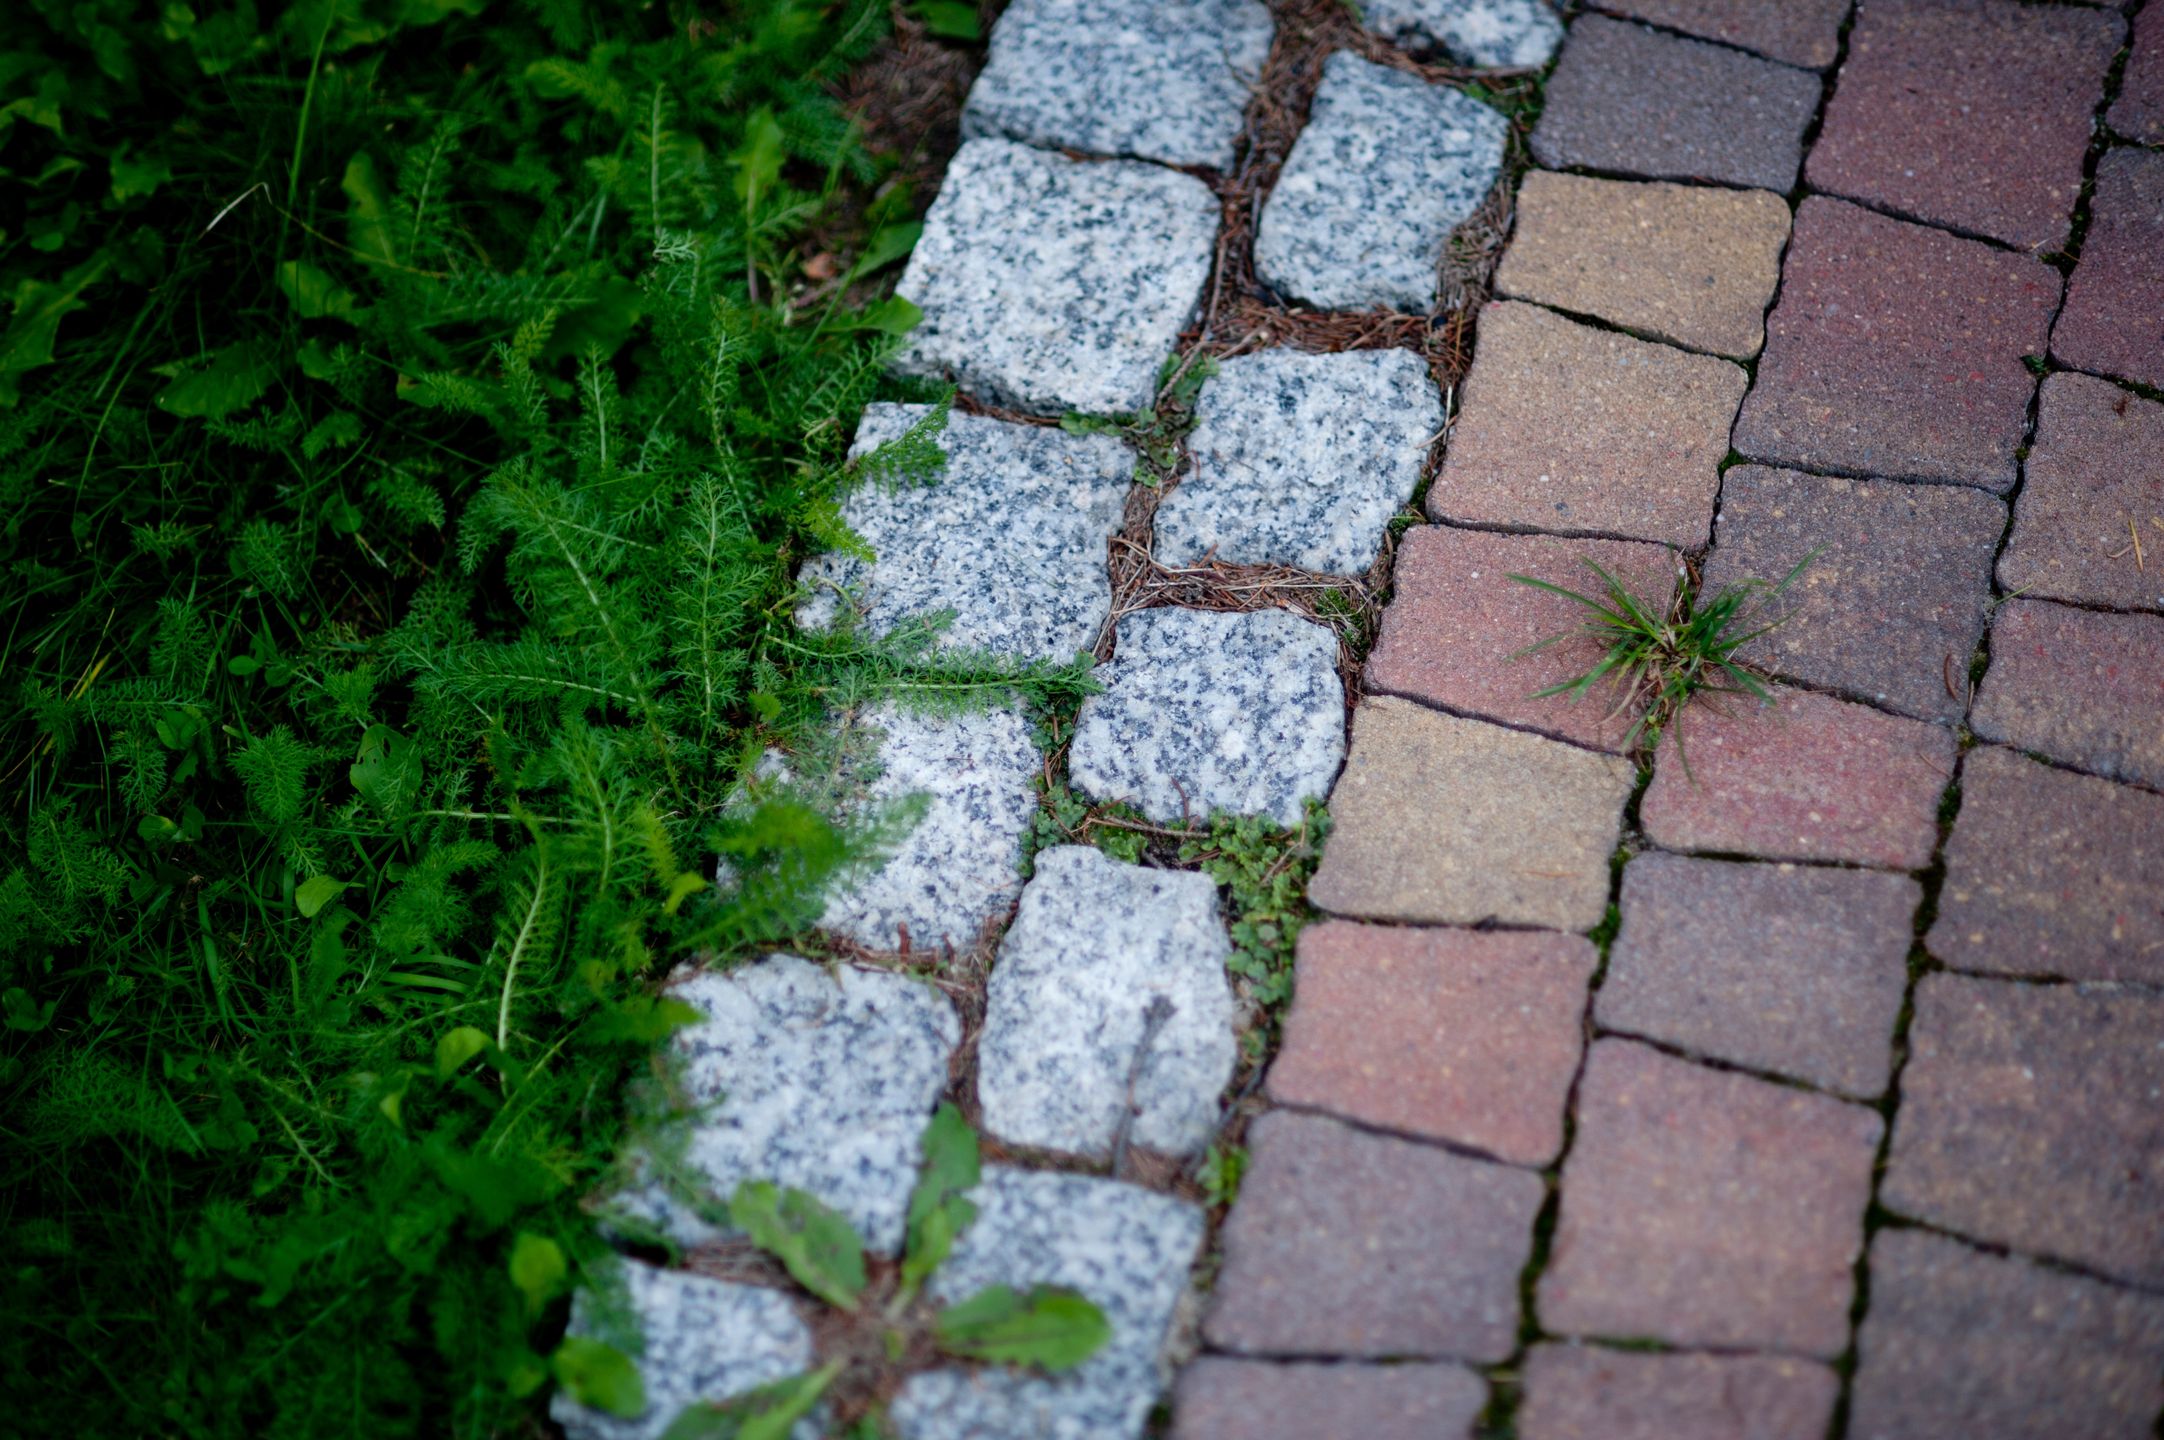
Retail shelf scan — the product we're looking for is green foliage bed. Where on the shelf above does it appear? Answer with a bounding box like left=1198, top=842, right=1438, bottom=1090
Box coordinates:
left=0, top=1, right=1076, bottom=1432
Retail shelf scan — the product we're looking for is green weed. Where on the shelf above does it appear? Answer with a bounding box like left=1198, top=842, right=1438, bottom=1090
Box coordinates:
left=1178, top=804, right=1329, bottom=1043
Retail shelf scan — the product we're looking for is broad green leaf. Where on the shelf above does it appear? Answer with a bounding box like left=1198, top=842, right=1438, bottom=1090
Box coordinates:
left=435, top=1025, right=490, bottom=1078
left=109, top=145, right=172, bottom=202
left=552, top=1336, right=645, bottom=1418
left=732, top=108, right=785, bottom=207
left=0, top=255, right=108, bottom=381
left=849, top=222, right=922, bottom=280
left=156, top=339, right=280, bottom=419
left=913, top=1, right=982, bottom=40
left=932, top=1284, right=1111, bottom=1372
left=295, top=875, right=349, bottom=918
left=900, top=1103, right=979, bottom=1298
left=277, top=260, right=356, bottom=319
left=728, top=1181, right=865, bottom=1311
left=658, top=1363, right=840, bottom=1440
left=508, top=1233, right=567, bottom=1315
left=342, top=153, right=397, bottom=265
left=823, top=295, right=921, bottom=335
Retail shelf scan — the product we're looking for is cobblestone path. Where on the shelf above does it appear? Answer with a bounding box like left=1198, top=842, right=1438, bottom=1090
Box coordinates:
left=553, top=4, right=2164, bottom=1439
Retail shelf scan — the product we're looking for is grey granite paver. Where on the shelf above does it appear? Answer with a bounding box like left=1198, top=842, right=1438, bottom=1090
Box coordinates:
left=1151, top=347, right=1440, bottom=576
left=800, top=405, right=1131, bottom=661
left=978, top=846, right=1235, bottom=1158
left=2000, top=372, right=2164, bottom=614
left=1254, top=53, right=1506, bottom=313
left=1356, top=0, right=1563, bottom=67
left=891, top=1168, right=1203, bottom=1440
left=1070, top=607, right=1344, bottom=827
left=962, top=0, right=1273, bottom=170
left=1173, top=1359, right=1487, bottom=1440
left=1518, top=1345, right=1839, bottom=1440
left=894, top=138, right=1217, bottom=417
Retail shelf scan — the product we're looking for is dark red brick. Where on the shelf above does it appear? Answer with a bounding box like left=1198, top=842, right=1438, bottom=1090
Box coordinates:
left=1588, top=0, right=1849, bottom=69
left=1703, top=465, right=2005, bottom=723
left=1205, top=1110, right=1542, bottom=1363
left=1268, top=921, right=1596, bottom=1166
left=2000, top=372, right=2164, bottom=615
left=1640, top=687, right=1955, bottom=870
left=1537, top=1040, right=1881, bottom=1355
left=1733, top=197, right=2061, bottom=491
left=1172, top=1358, right=1487, bottom=1440
left=1971, top=598, right=2164, bottom=790
left=1518, top=1344, right=1839, bottom=1440
left=2052, top=147, right=2164, bottom=394
left=1806, top=0, right=2122, bottom=251
left=1597, top=854, right=1917, bottom=1097
left=2111, top=4, right=2164, bottom=144
left=1881, top=974, right=2164, bottom=1289
left=1929, top=746, right=2164, bottom=983
left=1367, top=526, right=1679, bottom=752
left=1849, top=1227, right=2164, bottom=1440
left=1531, top=16, right=1822, bottom=192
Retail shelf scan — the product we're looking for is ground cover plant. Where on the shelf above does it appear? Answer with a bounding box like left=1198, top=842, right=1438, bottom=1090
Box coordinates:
left=0, top=2, right=1093, bottom=1435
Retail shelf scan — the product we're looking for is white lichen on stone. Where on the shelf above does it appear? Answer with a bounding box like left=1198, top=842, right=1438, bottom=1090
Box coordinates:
left=1357, top=0, right=1564, bottom=68
left=1152, top=348, right=1442, bottom=576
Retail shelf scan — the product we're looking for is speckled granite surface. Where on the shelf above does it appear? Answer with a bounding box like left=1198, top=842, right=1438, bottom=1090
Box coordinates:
left=1254, top=53, right=1507, bottom=312
left=963, top=0, right=1273, bottom=170
left=1357, top=0, right=1563, bottom=67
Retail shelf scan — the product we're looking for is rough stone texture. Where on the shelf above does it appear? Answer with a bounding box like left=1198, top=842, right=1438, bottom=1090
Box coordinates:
left=1538, top=1040, right=1882, bottom=1357
left=1268, top=921, right=1596, bottom=1166
left=977, top=846, right=1235, bottom=1159
left=1971, top=598, right=2164, bottom=790
left=1928, top=746, right=2164, bottom=984
left=893, top=138, right=1217, bottom=417
left=1587, top=0, right=1849, bottom=68
left=1733, top=197, right=2061, bottom=492
left=1805, top=0, right=2123, bottom=252
left=1880, top=974, right=2164, bottom=1290
left=1069, top=607, right=1344, bottom=827
left=1641, top=688, right=1954, bottom=870
left=1848, top=1228, right=2164, bottom=1440
left=611, top=958, right=957, bottom=1252
left=1253, top=53, right=1507, bottom=313
left=814, top=703, right=1039, bottom=951
left=1367, top=526, right=1679, bottom=753
left=552, top=1260, right=812, bottom=1440
left=1494, top=172, right=1791, bottom=358
left=1151, top=348, right=1441, bottom=576
left=799, top=405, right=1131, bottom=662
left=891, top=1168, right=1204, bottom=1440
left=1310, top=698, right=1634, bottom=931
left=2051, top=147, right=2164, bottom=395
left=1355, top=0, right=1563, bottom=67
left=1701, top=466, right=2005, bottom=723
left=1172, top=1359, right=1488, bottom=1440
left=1530, top=16, right=1821, bottom=191
left=2111, top=2, right=2164, bottom=144
left=2000, top=372, right=2164, bottom=614
left=1205, top=1110, right=1542, bottom=1362
left=961, top=0, right=1272, bottom=170
left=1427, top=301, right=1745, bottom=546
left=1517, top=1344, right=1840, bottom=1440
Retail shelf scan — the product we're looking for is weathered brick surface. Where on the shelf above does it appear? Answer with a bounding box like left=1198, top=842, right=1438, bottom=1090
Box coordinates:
left=1588, top=0, right=1849, bottom=68
left=1204, top=1110, right=1541, bottom=1362
left=1427, top=301, right=1744, bottom=547
left=2111, top=2, right=2164, bottom=144
left=1806, top=0, right=2122, bottom=251
left=1538, top=1040, right=1881, bottom=1356
left=1640, top=688, right=1954, bottom=870
left=1310, top=698, right=1634, bottom=931
left=1597, top=854, right=1917, bottom=1098
left=1366, top=526, right=1678, bottom=753
left=1702, top=466, right=2005, bottom=723
left=2000, top=372, right=2164, bottom=615
left=1531, top=16, right=1821, bottom=192
left=1172, top=1358, right=1486, bottom=1440
left=2052, top=148, right=2164, bottom=394
left=1929, top=746, right=2164, bottom=983
left=1733, top=198, right=2060, bottom=491
left=1493, top=172, right=1791, bottom=358
left=1882, top=975, right=2164, bottom=1289
left=1849, top=1227, right=2164, bottom=1440
left=1517, top=1344, right=1839, bottom=1440
left=1971, top=598, right=2164, bottom=790
left=1269, top=921, right=1596, bottom=1166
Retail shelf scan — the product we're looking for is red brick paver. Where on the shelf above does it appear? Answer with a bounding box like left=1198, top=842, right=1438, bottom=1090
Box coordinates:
left=1171, top=1358, right=1486, bottom=1440
left=1587, top=0, right=1849, bottom=69
left=1640, top=687, right=1954, bottom=870
left=1881, top=975, right=2164, bottom=1289
left=1929, top=746, right=2164, bottom=983
left=1848, top=1228, right=2164, bottom=1440
left=1269, top=922, right=1596, bottom=1166
left=1538, top=1040, right=1881, bottom=1356
left=2052, top=147, right=2164, bottom=394
left=2000, top=371, right=2164, bottom=615
left=1732, top=197, right=2060, bottom=491
left=1971, top=598, right=2164, bottom=790
left=2112, top=4, right=2164, bottom=145
left=1518, top=1344, right=1839, bottom=1440
left=1204, top=1110, right=1541, bottom=1363
left=1806, top=0, right=2122, bottom=252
